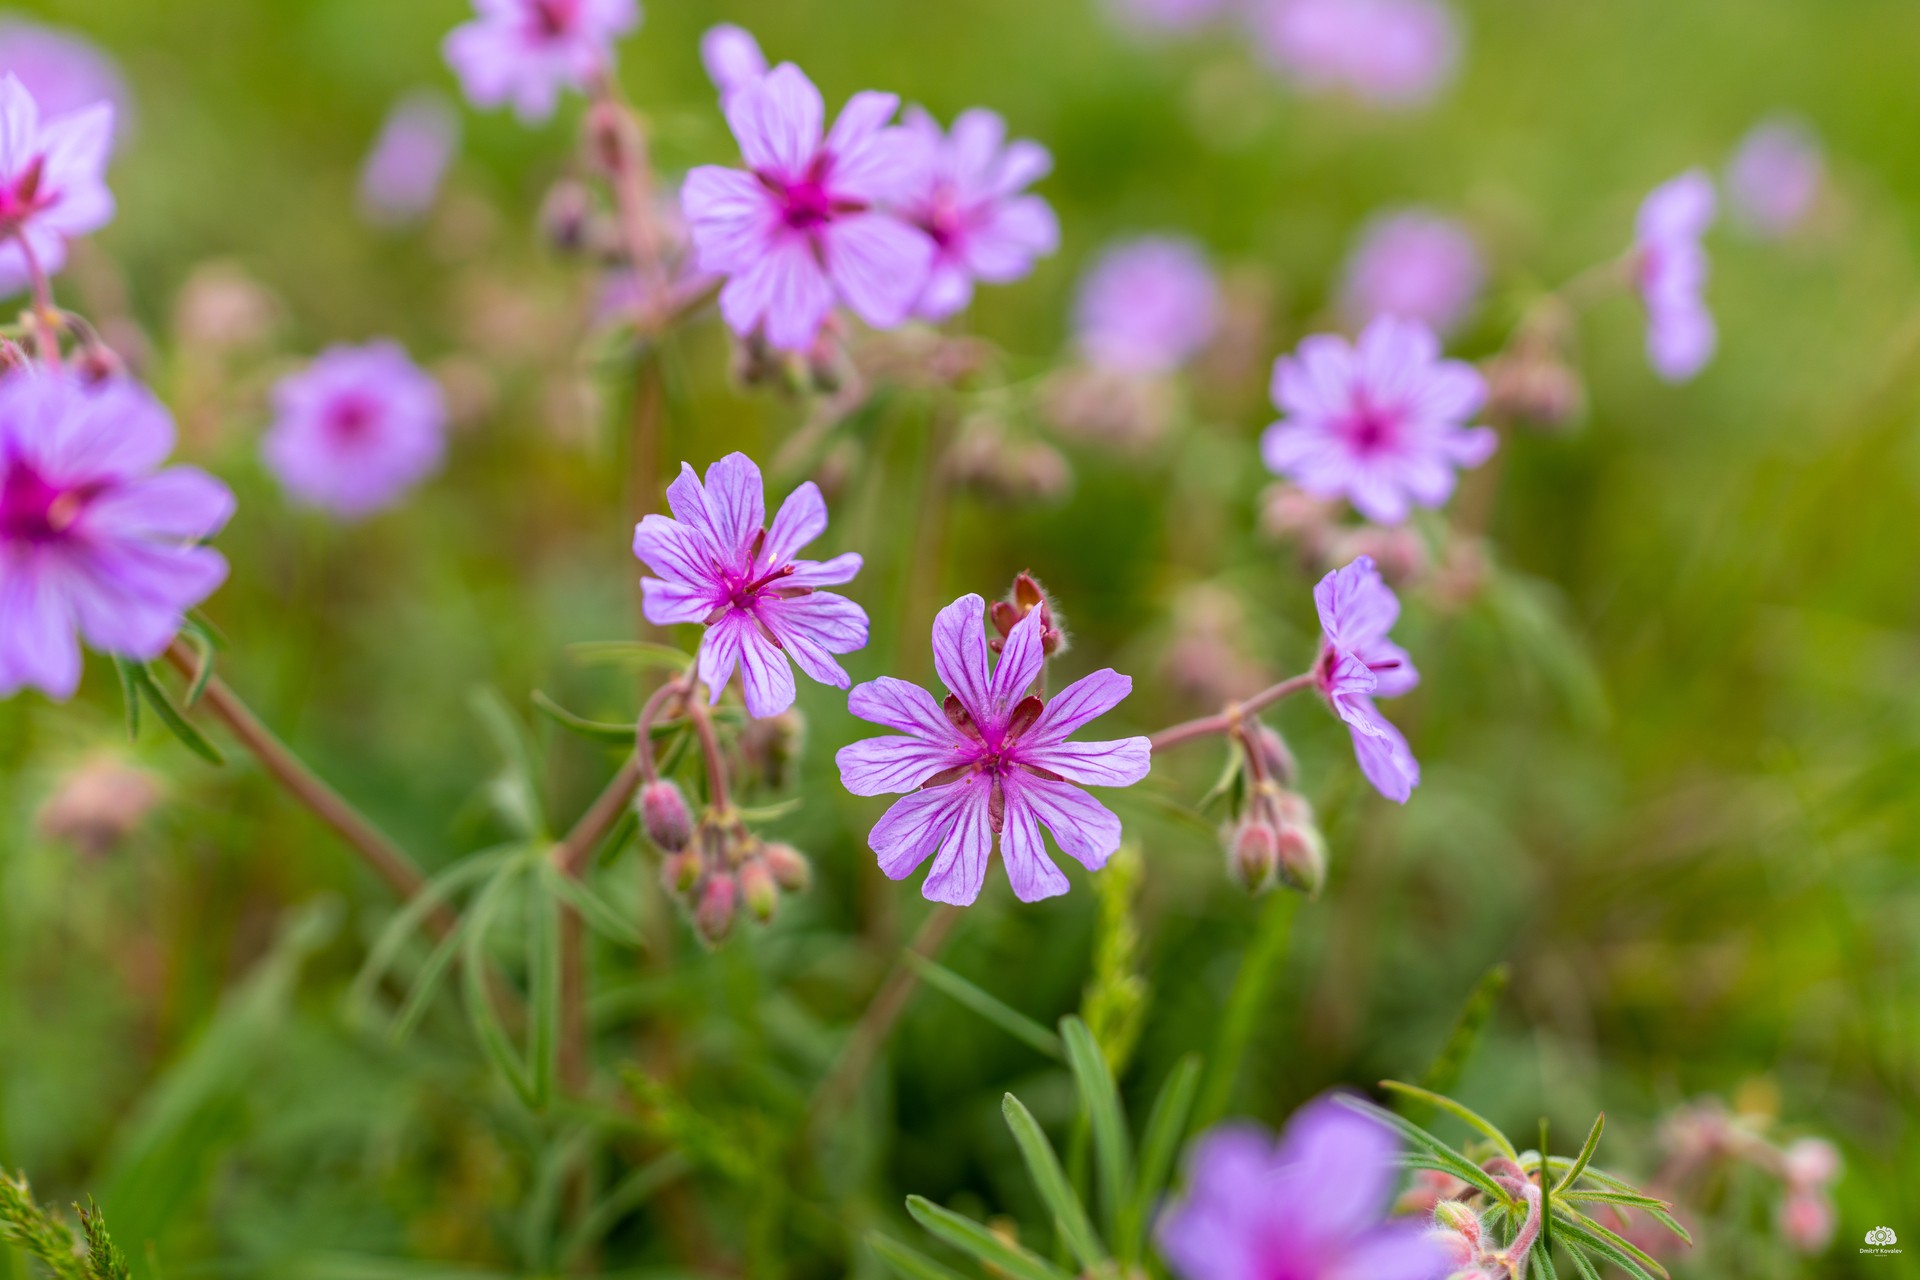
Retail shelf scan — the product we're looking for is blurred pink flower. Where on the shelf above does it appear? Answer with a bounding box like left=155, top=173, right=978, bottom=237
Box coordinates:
left=263, top=342, right=447, bottom=519
left=1727, top=115, right=1823, bottom=239
left=699, top=24, right=765, bottom=104
left=443, top=0, right=639, bottom=123
left=0, top=73, right=113, bottom=298
left=358, top=91, right=460, bottom=228
left=837, top=594, right=1149, bottom=904
left=0, top=16, right=129, bottom=131
left=682, top=63, right=932, bottom=351
left=1633, top=169, right=1717, bottom=383
left=1337, top=209, right=1483, bottom=337
left=898, top=107, right=1058, bottom=321
left=1074, top=236, right=1220, bottom=375
left=1314, top=555, right=1420, bottom=802
left=0, top=373, right=232, bottom=700
left=1251, top=0, right=1460, bottom=109
left=1105, top=0, right=1233, bottom=34
left=1261, top=315, right=1494, bottom=524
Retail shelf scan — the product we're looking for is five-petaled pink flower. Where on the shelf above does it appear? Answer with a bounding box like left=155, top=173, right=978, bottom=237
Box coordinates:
left=0, top=372, right=232, bottom=700
left=897, top=107, right=1059, bottom=322
left=443, top=0, right=639, bottom=124
left=1632, top=170, right=1717, bottom=383
left=0, top=73, right=113, bottom=299
left=634, top=452, right=868, bottom=719
left=837, top=595, right=1151, bottom=905
left=1313, top=555, right=1419, bottom=803
left=262, top=342, right=448, bottom=520
left=1261, top=315, right=1494, bottom=525
left=682, top=63, right=933, bottom=351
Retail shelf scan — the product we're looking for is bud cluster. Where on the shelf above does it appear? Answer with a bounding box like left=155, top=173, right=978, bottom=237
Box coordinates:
left=1640, top=1097, right=1841, bottom=1256
left=643, top=782, right=812, bottom=946
left=989, top=571, right=1066, bottom=657
left=1223, top=780, right=1325, bottom=897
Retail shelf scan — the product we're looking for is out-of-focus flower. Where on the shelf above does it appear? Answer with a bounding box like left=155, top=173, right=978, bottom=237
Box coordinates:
left=837, top=595, right=1150, bottom=905
left=1042, top=365, right=1178, bottom=453
left=358, top=91, right=461, bottom=228
left=1313, top=555, right=1420, bottom=802
left=1074, top=236, right=1220, bottom=375
left=1778, top=1137, right=1841, bottom=1253
left=262, top=341, right=447, bottom=519
left=699, top=24, right=765, bottom=104
left=1726, top=115, right=1823, bottom=239
left=172, top=260, right=282, bottom=355
left=0, top=17, right=130, bottom=131
left=0, top=73, right=113, bottom=298
left=1161, top=584, right=1271, bottom=708
left=898, top=107, right=1058, bottom=321
left=1337, top=209, right=1483, bottom=337
left=443, top=0, right=639, bottom=123
left=36, top=753, right=163, bottom=856
left=944, top=416, right=1072, bottom=505
left=1632, top=169, right=1717, bottom=383
left=633, top=452, right=868, bottom=718
left=0, top=373, right=232, bottom=700
left=1261, top=315, right=1494, bottom=525
left=1250, top=0, right=1460, bottom=109
left=1158, top=1096, right=1450, bottom=1280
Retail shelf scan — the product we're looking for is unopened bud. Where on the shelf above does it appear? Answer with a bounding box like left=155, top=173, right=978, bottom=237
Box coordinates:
left=584, top=100, right=639, bottom=176
left=731, top=332, right=789, bottom=389
left=1433, top=1200, right=1483, bottom=1247
left=1779, top=1188, right=1835, bottom=1252
left=660, top=849, right=701, bottom=895
left=1226, top=819, right=1279, bottom=892
left=639, top=780, right=694, bottom=852
left=1248, top=724, right=1297, bottom=787
left=694, top=874, right=737, bottom=945
left=761, top=841, right=813, bottom=893
left=1274, top=820, right=1327, bottom=898
left=539, top=180, right=595, bottom=255
left=740, top=711, right=805, bottom=791
left=989, top=572, right=1067, bottom=656
left=739, top=858, right=778, bottom=923
left=36, top=756, right=163, bottom=857
left=75, top=342, right=123, bottom=386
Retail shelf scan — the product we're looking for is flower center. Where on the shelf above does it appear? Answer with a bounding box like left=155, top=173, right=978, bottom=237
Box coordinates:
left=0, top=456, right=85, bottom=544
left=918, top=185, right=965, bottom=252
left=324, top=394, right=381, bottom=443
left=0, top=155, right=54, bottom=233
left=765, top=157, right=864, bottom=234
left=526, top=0, right=580, bottom=38
left=1339, top=396, right=1399, bottom=456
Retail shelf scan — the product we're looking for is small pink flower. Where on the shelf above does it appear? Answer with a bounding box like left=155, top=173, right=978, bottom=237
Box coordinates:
left=1338, top=209, right=1484, bottom=337
left=0, top=372, right=232, bottom=700
left=1633, top=170, right=1717, bottom=383
left=0, top=17, right=130, bottom=132
left=837, top=594, right=1150, bottom=905
left=1074, top=236, right=1221, bottom=375
left=1727, top=116, right=1823, bottom=239
left=634, top=452, right=868, bottom=719
left=1262, top=315, right=1494, bottom=525
left=1314, top=555, right=1420, bottom=802
left=681, top=63, right=933, bottom=352
left=898, top=107, right=1059, bottom=321
left=358, top=91, right=461, bottom=228
left=699, top=24, right=766, bottom=104
left=443, top=0, right=639, bottom=124
left=0, top=73, right=113, bottom=298
left=263, top=342, right=447, bottom=519
left=1251, top=0, right=1460, bottom=109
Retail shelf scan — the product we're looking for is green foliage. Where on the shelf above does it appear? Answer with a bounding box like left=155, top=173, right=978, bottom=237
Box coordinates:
left=3, top=1176, right=132, bottom=1280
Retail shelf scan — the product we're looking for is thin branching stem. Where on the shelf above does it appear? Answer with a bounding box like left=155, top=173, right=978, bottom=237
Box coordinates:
left=1148, top=671, right=1317, bottom=752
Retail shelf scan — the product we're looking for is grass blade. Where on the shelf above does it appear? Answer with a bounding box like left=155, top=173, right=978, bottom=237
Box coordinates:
left=902, top=1196, right=1072, bottom=1280
left=999, top=1094, right=1106, bottom=1272
left=904, top=954, right=1063, bottom=1058
left=1413, top=963, right=1509, bottom=1113
left=1060, top=1016, right=1132, bottom=1246
left=461, top=865, right=537, bottom=1108
left=866, top=1232, right=968, bottom=1280
left=540, top=860, right=645, bottom=950
left=1121, top=1053, right=1200, bottom=1265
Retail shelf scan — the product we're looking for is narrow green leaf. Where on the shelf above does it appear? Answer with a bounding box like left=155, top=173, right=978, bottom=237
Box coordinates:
left=470, top=688, right=546, bottom=838
left=1551, top=1220, right=1663, bottom=1280
left=903, top=954, right=1063, bottom=1058
left=902, top=1196, right=1073, bottom=1280
left=999, top=1094, right=1107, bottom=1272
left=733, top=797, right=803, bottom=822
left=1380, top=1081, right=1520, bottom=1162
left=1121, top=1054, right=1200, bottom=1264
left=1339, top=1097, right=1516, bottom=1207
left=1551, top=1112, right=1605, bottom=1194
left=462, top=866, right=537, bottom=1107
left=557, top=1153, right=690, bottom=1267
left=1414, top=963, right=1509, bottom=1110
left=1555, top=1209, right=1671, bottom=1280
left=540, top=861, right=645, bottom=950
left=1060, top=1016, right=1132, bottom=1247
left=1557, top=1193, right=1690, bottom=1245
left=567, top=640, right=696, bottom=672
left=527, top=872, right=562, bottom=1107
left=532, top=691, right=639, bottom=746
left=388, top=922, right=468, bottom=1044
left=1533, top=1240, right=1561, bottom=1280
left=348, top=845, right=515, bottom=1019
left=123, top=661, right=224, bottom=764
left=866, top=1231, right=968, bottom=1280
left=1562, top=1241, right=1603, bottom=1280
left=1539, top=1118, right=1554, bottom=1258
left=181, top=631, right=217, bottom=708
left=113, top=656, right=141, bottom=741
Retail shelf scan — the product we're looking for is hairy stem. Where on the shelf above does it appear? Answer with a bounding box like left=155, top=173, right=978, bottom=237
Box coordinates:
left=12, top=231, right=61, bottom=373
left=1148, top=671, right=1318, bottom=752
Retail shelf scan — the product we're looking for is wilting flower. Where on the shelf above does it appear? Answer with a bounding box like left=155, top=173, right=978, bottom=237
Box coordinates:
left=1074, top=236, right=1220, bottom=375
left=837, top=595, right=1150, bottom=904
left=358, top=91, right=461, bottom=228
left=1159, top=1096, right=1450, bottom=1280
left=0, top=373, right=232, bottom=700
left=1104, top=0, right=1233, bottom=34
left=634, top=452, right=868, bottom=718
left=898, top=107, right=1058, bottom=321
left=1337, top=210, right=1483, bottom=337
left=1632, top=169, right=1717, bottom=383
left=262, top=341, right=447, bottom=519
left=1261, top=315, right=1494, bottom=525
left=682, top=63, right=932, bottom=351
left=443, top=0, right=640, bottom=123
left=1727, top=115, right=1823, bottom=239
left=1250, top=0, right=1460, bottom=109
left=0, top=17, right=130, bottom=128
left=1313, top=555, right=1419, bottom=802
left=0, top=73, right=113, bottom=298
left=699, top=24, right=765, bottom=104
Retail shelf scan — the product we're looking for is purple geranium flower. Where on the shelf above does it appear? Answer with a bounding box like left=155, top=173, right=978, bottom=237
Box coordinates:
left=0, top=372, right=232, bottom=700
left=1074, top=236, right=1221, bottom=375
left=1312, top=555, right=1419, bottom=803
left=836, top=595, right=1151, bottom=905
left=699, top=24, right=766, bottom=104
left=681, top=63, right=933, bottom=352
left=1250, top=0, right=1459, bottom=109
left=1632, top=169, right=1717, bottom=383
left=262, top=342, right=447, bottom=520
left=634, top=452, right=868, bottom=719
left=1159, top=1096, right=1451, bottom=1280
left=443, top=0, right=639, bottom=124
left=898, top=107, right=1058, bottom=322
left=1727, top=115, right=1823, bottom=240
left=1337, top=209, right=1484, bottom=338
left=0, top=73, right=113, bottom=298
left=0, top=17, right=131, bottom=133
left=1261, top=316, right=1494, bottom=526
left=358, top=91, right=460, bottom=228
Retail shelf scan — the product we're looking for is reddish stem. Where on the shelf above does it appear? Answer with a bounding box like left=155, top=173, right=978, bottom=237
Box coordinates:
left=1148, top=671, right=1318, bottom=752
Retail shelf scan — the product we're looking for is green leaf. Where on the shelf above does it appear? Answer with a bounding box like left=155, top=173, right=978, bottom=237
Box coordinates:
left=1539, top=1118, right=1555, bottom=1259
left=866, top=1231, right=969, bottom=1280
left=532, top=691, right=639, bottom=746
left=903, top=954, right=1064, bottom=1058
left=1122, top=1054, right=1200, bottom=1265
left=470, top=688, right=546, bottom=838
left=733, top=797, right=803, bottom=822
left=347, top=845, right=516, bottom=1022
left=540, top=859, right=645, bottom=950
left=567, top=640, right=696, bottom=673
left=902, top=1196, right=1072, bottom=1280
left=461, top=866, right=538, bottom=1107
left=1561, top=1242, right=1603, bottom=1280
left=117, top=659, right=224, bottom=764
left=178, top=629, right=217, bottom=709
left=1551, top=1218, right=1666, bottom=1280
left=114, top=656, right=141, bottom=741
left=1533, top=1240, right=1561, bottom=1280
left=1341, top=1097, right=1516, bottom=1207
left=998, top=1094, right=1106, bottom=1272
left=1551, top=1112, right=1605, bottom=1194
left=526, top=872, right=561, bottom=1108
left=1379, top=1081, right=1520, bottom=1163
left=1557, top=1192, right=1690, bottom=1245
left=1414, top=963, right=1509, bottom=1107
left=387, top=921, right=468, bottom=1045
left=1060, top=1016, right=1132, bottom=1247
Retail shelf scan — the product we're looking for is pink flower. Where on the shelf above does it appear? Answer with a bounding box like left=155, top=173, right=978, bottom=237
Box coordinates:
left=1074, top=236, right=1221, bottom=375
left=699, top=24, right=766, bottom=104
left=0, top=73, right=113, bottom=298
left=681, top=63, right=933, bottom=352
left=1633, top=170, right=1717, bottom=383
left=0, top=17, right=130, bottom=132
left=1105, top=0, right=1233, bottom=33
left=0, top=373, right=232, bottom=700
left=1337, top=210, right=1483, bottom=337
left=443, top=0, right=639, bottom=123
left=1261, top=316, right=1494, bottom=525
left=358, top=91, right=461, bottom=228
left=1313, top=555, right=1420, bottom=802
left=1158, top=1096, right=1451, bottom=1280
left=262, top=342, right=447, bottom=519
left=898, top=107, right=1058, bottom=321
left=1251, top=0, right=1460, bottom=109
left=836, top=595, right=1150, bottom=905
left=634, top=452, right=868, bottom=719
left=1727, top=116, right=1823, bottom=239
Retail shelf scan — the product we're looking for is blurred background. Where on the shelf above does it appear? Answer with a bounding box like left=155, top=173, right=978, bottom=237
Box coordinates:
left=0, top=0, right=1916, bottom=1275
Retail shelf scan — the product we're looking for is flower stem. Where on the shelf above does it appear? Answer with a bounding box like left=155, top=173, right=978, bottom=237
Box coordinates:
left=12, top=231, right=61, bottom=373
left=1147, top=671, right=1318, bottom=752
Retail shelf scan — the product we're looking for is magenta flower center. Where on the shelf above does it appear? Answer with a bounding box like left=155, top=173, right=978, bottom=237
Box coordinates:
left=766, top=157, right=862, bottom=235
left=525, top=0, right=581, bottom=39
left=324, top=394, right=382, bottom=443
left=917, top=185, right=967, bottom=252
left=0, top=457, right=85, bottom=544
left=1338, top=395, right=1402, bottom=456
left=724, top=560, right=796, bottom=611
left=0, top=155, right=55, bottom=231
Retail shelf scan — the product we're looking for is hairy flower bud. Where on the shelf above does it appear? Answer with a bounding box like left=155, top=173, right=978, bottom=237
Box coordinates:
left=1226, top=818, right=1279, bottom=892
left=990, top=572, right=1067, bottom=656
left=639, top=780, right=694, bottom=852
left=661, top=849, right=701, bottom=896
left=1248, top=724, right=1297, bottom=787
left=694, top=874, right=738, bottom=945
left=1274, top=816, right=1327, bottom=898
left=739, top=858, right=778, bottom=923
left=1433, top=1200, right=1483, bottom=1248
left=761, top=841, right=813, bottom=893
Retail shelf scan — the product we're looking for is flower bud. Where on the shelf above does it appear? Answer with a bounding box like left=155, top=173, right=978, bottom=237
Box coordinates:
left=1225, top=818, right=1279, bottom=892
left=585, top=100, right=640, bottom=176
left=1247, top=724, right=1297, bottom=787
left=989, top=572, right=1067, bottom=656
left=1433, top=1200, right=1483, bottom=1249
left=1485, top=345, right=1584, bottom=430
left=739, top=858, right=778, bottom=924
left=660, top=849, right=701, bottom=896
left=1274, top=820, right=1327, bottom=898
left=761, top=841, right=813, bottom=893
left=740, top=711, right=805, bottom=792
left=75, top=342, right=123, bottom=387
left=1781, top=1137, right=1840, bottom=1188
left=638, top=780, right=694, bottom=852
left=694, top=874, right=738, bottom=945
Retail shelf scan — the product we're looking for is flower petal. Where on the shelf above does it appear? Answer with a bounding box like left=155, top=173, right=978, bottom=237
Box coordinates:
left=1013, top=774, right=1124, bottom=872
left=1313, top=555, right=1400, bottom=650
left=736, top=623, right=797, bottom=718
left=931, top=593, right=992, bottom=722
left=1029, top=668, right=1133, bottom=742
left=1020, top=736, right=1151, bottom=788
left=697, top=609, right=748, bottom=704
left=719, top=234, right=836, bottom=351
left=699, top=452, right=766, bottom=566
left=869, top=780, right=967, bottom=881
left=822, top=212, right=933, bottom=331
left=1350, top=711, right=1419, bottom=803
left=1271, top=1096, right=1403, bottom=1245
left=762, top=480, right=827, bottom=567
left=759, top=590, right=868, bottom=655
left=726, top=62, right=822, bottom=179
left=986, top=606, right=1046, bottom=724
left=919, top=774, right=995, bottom=904
left=998, top=784, right=1072, bottom=902
left=836, top=735, right=971, bottom=796
left=848, top=675, right=966, bottom=743
left=0, top=550, right=79, bottom=699
left=788, top=551, right=862, bottom=587
left=632, top=511, right=715, bottom=586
